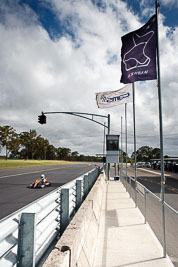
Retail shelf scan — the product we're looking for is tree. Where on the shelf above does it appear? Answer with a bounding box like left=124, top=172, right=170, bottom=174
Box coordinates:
left=36, top=136, right=49, bottom=160
left=8, top=132, right=21, bottom=158
left=57, top=147, right=71, bottom=160
left=79, top=154, right=85, bottom=161
left=131, top=146, right=161, bottom=162
left=46, top=145, right=57, bottom=160
left=20, top=130, right=38, bottom=159
left=119, top=149, right=128, bottom=162
left=152, top=148, right=160, bottom=159
left=70, top=151, right=79, bottom=161
left=0, top=125, right=18, bottom=159
left=0, top=124, right=105, bottom=161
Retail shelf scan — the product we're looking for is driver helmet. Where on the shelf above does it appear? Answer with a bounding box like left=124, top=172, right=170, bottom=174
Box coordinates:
left=41, top=174, right=45, bottom=182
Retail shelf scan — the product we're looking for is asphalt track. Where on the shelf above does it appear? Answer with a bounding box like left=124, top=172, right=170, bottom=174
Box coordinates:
left=0, top=163, right=98, bottom=220
left=127, top=167, right=178, bottom=267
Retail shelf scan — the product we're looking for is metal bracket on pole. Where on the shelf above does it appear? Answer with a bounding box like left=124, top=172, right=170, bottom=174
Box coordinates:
left=17, top=213, right=35, bottom=267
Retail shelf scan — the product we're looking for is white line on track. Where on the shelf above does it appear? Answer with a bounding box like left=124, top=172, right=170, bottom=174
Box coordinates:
left=139, top=168, right=171, bottom=176
left=0, top=166, right=74, bottom=179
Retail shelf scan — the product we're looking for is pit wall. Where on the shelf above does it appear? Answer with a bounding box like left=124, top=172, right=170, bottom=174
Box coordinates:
left=43, top=173, right=107, bottom=267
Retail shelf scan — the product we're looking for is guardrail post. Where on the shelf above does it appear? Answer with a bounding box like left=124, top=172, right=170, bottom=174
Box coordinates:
left=135, top=181, right=138, bottom=207
left=88, top=172, right=93, bottom=191
left=128, top=176, right=131, bottom=198
left=144, top=188, right=147, bottom=224
left=125, top=175, right=127, bottom=192
left=90, top=171, right=94, bottom=188
left=76, top=180, right=82, bottom=210
left=96, top=167, right=99, bottom=178
left=97, top=166, right=101, bottom=178
left=93, top=169, right=96, bottom=183
left=96, top=167, right=98, bottom=177
left=17, top=213, right=35, bottom=267
left=60, top=188, right=69, bottom=234
left=92, top=170, right=95, bottom=185
left=83, top=174, right=89, bottom=199
left=93, top=170, right=95, bottom=183
left=96, top=167, right=99, bottom=177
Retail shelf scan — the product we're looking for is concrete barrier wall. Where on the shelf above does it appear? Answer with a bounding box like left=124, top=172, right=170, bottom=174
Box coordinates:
left=43, top=173, right=107, bottom=267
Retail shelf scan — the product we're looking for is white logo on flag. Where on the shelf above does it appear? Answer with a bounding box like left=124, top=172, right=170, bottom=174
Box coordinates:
left=96, top=84, right=133, bottom=109
left=123, top=31, right=154, bottom=71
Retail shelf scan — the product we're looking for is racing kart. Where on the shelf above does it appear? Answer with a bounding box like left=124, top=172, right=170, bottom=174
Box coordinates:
left=30, top=179, right=51, bottom=189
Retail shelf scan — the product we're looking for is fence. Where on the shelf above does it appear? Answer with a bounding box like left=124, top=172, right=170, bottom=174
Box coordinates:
left=0, top=166, right=102, bottom=267
left=120, top=173, right=178, bottom=261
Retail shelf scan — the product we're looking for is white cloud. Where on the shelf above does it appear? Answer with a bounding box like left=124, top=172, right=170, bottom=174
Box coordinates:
left=0, top=0, right=178, bottom=157
left=161, top=0, right=178, bottom=7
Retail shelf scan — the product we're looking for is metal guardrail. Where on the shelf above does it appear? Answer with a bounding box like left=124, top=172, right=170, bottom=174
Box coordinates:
left=121, top=174, right=178, bottom=215
left=0, top=166, right=102, bottom=267
left=120, top=173, right=178, bottom=257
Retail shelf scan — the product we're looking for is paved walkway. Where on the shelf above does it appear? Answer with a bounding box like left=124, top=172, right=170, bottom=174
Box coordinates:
left=93, top=179, right=173, bottom=267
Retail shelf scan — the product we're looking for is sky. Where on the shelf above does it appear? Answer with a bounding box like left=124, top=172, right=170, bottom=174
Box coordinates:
left=0, top=0, right=178, bottom=157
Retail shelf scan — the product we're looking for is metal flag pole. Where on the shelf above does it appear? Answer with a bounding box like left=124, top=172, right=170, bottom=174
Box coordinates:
left=132, top=83, right=137, bottom=207
left=120, top=116, right=123, bottom=180
left=155, top=0, right=166, bottom=257
left=103, top=122, right=106, bottom=169
left=108, top=114, right=111, bottom=180
left=125, top=103, right=128, bottom=181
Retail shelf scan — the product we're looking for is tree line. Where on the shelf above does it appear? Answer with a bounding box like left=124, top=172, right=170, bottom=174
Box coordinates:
left=0, top=125, right=102, bottom=162
left=131, top=145, right=170, bottom=162
left=0, top=125, right=166, bottom=162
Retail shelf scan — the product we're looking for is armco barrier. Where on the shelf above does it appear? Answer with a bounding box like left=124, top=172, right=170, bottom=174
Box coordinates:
left=43, top=173, right=107, bottom=267
left=0, top=166, right=102, bottom=267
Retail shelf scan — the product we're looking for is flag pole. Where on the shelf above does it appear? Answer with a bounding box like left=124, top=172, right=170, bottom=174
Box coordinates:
left=125, top=103, right=128, bottom=180
left=155, top=0, right=166, bottom=257
left=120, top=116, right=123, bottom=180
left=108, top=114, right=111, bottom=181
left=103, top=122, right=106, bottom=170
left=132, top=83, right=137, bottom=206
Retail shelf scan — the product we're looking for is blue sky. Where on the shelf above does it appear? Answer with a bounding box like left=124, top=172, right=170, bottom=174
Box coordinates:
left=18, top=0, right=178, bottom=40
left=0, top=0, right=178, bottom=156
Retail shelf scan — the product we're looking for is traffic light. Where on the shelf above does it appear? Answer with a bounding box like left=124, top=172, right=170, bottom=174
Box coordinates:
left=103, top=156, right=106, bottom=163
left=38, top=114, right=47, bottom=124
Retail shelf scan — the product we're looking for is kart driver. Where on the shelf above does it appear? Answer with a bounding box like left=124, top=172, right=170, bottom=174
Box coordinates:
left=41, top=174, right=47, bottom=184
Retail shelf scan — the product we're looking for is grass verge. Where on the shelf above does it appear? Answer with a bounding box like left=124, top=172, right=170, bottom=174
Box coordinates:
left=0, top=159, right=74, bottom=169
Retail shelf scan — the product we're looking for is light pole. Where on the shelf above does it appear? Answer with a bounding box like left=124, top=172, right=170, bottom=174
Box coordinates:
left=38, top=111, right=111, bottom=178
left=38, top=111, right=110, bottom=129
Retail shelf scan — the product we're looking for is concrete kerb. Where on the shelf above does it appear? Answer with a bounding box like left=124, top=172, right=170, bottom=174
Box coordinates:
left=43, top=173, right=107, bottom=267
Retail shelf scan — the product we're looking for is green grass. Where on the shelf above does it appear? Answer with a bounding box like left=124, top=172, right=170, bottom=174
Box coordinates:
left=0, top=159, right=74, bottom=169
